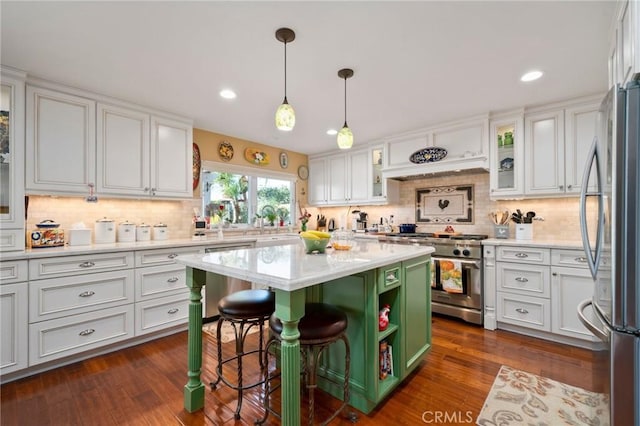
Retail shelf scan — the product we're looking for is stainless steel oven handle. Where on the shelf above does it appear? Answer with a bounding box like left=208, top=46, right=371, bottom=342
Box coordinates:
left=577, top=299, right=608, bottom=342
left=432, top=257, right=481, bottom=269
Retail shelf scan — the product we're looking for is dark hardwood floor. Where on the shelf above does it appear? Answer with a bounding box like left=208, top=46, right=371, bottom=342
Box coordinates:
left=1, top=315, right=605, bottom=425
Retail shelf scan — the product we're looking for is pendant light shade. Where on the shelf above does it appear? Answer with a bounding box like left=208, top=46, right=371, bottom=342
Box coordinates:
left=275, top=28, right=296, bottom=131
left=337, top=68, right=354, bottom=149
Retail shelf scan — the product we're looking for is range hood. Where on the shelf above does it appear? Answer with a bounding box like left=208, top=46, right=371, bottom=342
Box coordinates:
left=382, top=154, right=489, bottom=181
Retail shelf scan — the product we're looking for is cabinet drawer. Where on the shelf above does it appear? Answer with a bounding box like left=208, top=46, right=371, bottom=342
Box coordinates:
left=497, top=292, right=551, bottom=332
left=135, top=293, right=189, bottom=336
left=0, top=229, right=26, bottom=252
left=497, top=246, right=550, bottom=265
left=550, top=249, right=610, bottom=269
left=1, top=260, right=28, bottom=285
left=29, top=304, right=134, bottom=365
left=29, top=270, right=134, bottom=323
left=135, top=264, right=188, bottom=301
left=497, top=263, right=550, bottom=298
left=135, top=246, right=204, bottom=267
left=378, top=263, right=402, bottom=293
left=29, top=252, right=134, bottom=280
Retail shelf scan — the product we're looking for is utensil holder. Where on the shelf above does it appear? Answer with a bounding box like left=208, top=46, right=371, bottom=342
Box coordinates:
left=494, top=225, right=509, bottom=239
left=515, top=223, right=533, bottom=240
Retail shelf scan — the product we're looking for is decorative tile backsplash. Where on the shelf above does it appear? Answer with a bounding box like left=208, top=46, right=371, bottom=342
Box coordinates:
left=25, top=172, right=586, bottom=242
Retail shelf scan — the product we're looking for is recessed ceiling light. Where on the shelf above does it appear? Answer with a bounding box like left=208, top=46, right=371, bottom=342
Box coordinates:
left=219, top=89, right=237, bottom=99
left=326, top=129, right=338, bottom=136
left=520, top=70, right=543, bottom=82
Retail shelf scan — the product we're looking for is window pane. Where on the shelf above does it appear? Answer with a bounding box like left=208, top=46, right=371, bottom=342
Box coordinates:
left=202, top=172, right=249, bottom=224
left=257, top=177, right=292, bottom=225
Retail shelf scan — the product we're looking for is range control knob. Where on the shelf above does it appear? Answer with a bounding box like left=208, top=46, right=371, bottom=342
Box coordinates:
left=453, top=248, right=461, bottom=256
left=462, top=249, right=471, bottom=257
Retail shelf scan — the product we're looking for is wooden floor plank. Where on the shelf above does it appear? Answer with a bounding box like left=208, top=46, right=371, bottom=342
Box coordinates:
left=1, top=315, right=605, bottom=425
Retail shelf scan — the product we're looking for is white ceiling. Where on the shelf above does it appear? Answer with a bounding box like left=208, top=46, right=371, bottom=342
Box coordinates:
left=1, top=1, right=616, bottom=156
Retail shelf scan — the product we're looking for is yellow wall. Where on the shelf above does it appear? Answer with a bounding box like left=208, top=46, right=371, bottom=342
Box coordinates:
left=193, top=128, right=308, bottom=203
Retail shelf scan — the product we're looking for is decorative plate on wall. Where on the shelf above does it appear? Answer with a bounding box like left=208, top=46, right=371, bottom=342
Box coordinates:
left=297, top=165, right=309, bottom=180
left=244, top=148, right=270, bottom=165
left=409, top=147, right=447, bottom=164
left=279, top=152, right=289, bottom=169
left=218, top=141, right=234, bottom=161
left=192, top=143, right=201, bottom=190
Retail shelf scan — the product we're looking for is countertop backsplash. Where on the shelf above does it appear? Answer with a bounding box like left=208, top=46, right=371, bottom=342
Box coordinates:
left=25, top=173, right=588, bottom=245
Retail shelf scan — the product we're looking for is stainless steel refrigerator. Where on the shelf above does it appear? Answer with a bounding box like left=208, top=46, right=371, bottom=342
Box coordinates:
left=578, top=77, right=640, bottom=426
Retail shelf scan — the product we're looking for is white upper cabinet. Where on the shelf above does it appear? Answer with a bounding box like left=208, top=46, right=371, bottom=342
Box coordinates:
left=610, top=0, right=639, bottom=87
left=489, top=113, right=524, bottom=198
left=149, top=116, right=192, bottom=198
left=0, top=67, right=26, bottom=251
left=25, top=80, right=193, bottom=199
left=521, top=97, right=599, bottom=198
left=524, top=109, right=565, bottom=195
left=370, top=145, right=399, bottom=204
left=25, top=85, right=96, bottom=194
left=308, top=157, right=327, bottom=205
left=96, top=103, right=150, bottom=196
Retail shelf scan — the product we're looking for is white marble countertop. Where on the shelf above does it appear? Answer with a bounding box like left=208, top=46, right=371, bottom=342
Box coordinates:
left=482, top=238, right=584, bottom=250
left=0, top=234, right=298, bottom=261
left=176, top=241, right=434, bottom=292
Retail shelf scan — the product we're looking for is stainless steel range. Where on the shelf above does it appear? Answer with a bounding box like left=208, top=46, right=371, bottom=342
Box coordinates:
left=379, top=233, right=487, bottom=325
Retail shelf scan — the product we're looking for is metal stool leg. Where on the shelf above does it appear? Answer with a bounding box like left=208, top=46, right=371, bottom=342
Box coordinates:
left=210, top=318, right=225, bottom=390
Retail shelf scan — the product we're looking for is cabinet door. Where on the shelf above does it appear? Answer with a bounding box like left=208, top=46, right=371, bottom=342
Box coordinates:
left=307, top=157, right=327, bottom=205
left=96, top=103, right=150, bottom=196
left=489, top=114, right=524, bottom=198
left=150, top=116, right=193, bottom=198
left=524, top=110, right=565, bottom=195
left=0, top=72, right=25, bottom=236
left=327, top=154, right=347, bottom=203
left=402, top=256, right=431, bottom=377
left=564, top=103, right=598, bottom=194
left=619, top=0, right=634, bottom=85
left=551, top=266, right=598, bottom=341
left=348, top=150, right=369, bottom=203
left=0, top=282, right=28, bottom=374
left=26, top=85, right=96, bottom=193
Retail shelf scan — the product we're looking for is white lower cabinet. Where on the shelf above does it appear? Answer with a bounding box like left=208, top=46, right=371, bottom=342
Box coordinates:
left=1, top=282, right=28, bottom=375
left=135, top=293, right=190, bottom=336
left=491, top=244, right=599, bottom=346
left=29, top=305, right=134, bottom=365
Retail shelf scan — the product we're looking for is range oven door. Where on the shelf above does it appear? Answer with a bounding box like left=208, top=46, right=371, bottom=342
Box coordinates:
left=431, top=257, right=482, bottom=310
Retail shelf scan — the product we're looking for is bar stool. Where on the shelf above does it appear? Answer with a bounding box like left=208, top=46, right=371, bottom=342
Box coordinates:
left=256, top=302, right=353, bottom=425
left=210, top=289, right=275, bottom=420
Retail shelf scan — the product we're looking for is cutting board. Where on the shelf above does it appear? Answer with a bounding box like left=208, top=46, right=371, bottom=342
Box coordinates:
left=432, top=231, right=462, bottom=237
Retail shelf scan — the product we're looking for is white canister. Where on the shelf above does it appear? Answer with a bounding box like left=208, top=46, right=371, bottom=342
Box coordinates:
left=152, top=223, right=168, bottom=241
left=117, top=221, right=137, bottom=242
left=94, top=218, right=116, bottom=244
left=136, top=223, right=151, bottom=241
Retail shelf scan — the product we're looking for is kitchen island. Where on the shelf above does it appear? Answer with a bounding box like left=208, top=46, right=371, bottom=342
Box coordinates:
left=176, top=241, right=434, bottom=425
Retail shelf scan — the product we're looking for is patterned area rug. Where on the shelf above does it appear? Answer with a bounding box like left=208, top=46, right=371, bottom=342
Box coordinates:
left=477, top=365, right=609, bottom=426
left=202, top=320, right=264, bottom=343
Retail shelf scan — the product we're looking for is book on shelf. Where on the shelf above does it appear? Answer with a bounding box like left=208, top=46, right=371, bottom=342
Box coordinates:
left=379, top=340, right=393, bottom=379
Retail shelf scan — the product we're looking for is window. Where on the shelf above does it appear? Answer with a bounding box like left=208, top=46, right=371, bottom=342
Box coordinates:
left=201, top=161, right=296, bottom=227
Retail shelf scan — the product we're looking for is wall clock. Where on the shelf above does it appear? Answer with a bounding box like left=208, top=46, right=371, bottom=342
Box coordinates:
left=192, top=143, right=201, bottom=190
left=297, top=165, right=309, bottom=180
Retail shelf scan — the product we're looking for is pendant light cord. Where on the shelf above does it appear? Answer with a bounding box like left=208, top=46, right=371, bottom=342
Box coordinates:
left=343, top=76, right=348, bottom=126
left=283, top=41, right=288, bottom=100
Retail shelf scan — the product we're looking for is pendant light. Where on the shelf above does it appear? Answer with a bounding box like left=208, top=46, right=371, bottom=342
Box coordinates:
left=337, top=68, right=354, bottom=149
left=275, top=28, right=296, bottom=131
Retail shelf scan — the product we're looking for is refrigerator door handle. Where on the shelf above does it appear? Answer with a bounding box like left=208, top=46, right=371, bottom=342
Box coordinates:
left=577, top=298, right=609, bottom=342
left=579, top=138, right=603, bottom=279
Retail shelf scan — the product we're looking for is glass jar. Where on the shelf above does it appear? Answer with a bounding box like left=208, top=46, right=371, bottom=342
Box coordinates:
left=331, top=228, right=353, bottom=251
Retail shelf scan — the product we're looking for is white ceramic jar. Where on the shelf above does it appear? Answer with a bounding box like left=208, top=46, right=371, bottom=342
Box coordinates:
left=94, top=218, right=116, bottom=244
left=136, top=223, right=151, bottom=241
left=152, top=223, right=168, bottom=241
left=117, top=221, right=136, bottom=242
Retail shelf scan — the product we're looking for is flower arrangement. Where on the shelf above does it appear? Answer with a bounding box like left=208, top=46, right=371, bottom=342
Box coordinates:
left=299, top=208, right=311, bottom=231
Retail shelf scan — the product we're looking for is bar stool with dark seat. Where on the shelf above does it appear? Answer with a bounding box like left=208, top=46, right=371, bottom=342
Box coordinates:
left=210, top=289, right=275, bottom=420
left=256, top=302, right=353, bottom=425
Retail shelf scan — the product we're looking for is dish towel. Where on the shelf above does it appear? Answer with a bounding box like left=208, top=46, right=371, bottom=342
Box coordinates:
left=440, top=260, right=463, bottom=293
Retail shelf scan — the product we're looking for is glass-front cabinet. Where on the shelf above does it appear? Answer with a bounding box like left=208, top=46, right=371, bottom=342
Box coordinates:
left=371, top=146, right=384, bottom=198
left=0, top=67, right=26, bottom=251
left=489, top=113, right=524, bottom=198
